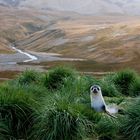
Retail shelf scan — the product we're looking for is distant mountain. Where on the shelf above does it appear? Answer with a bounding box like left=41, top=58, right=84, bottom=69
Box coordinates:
left=0, top=0, right=140, bottom=16
left=0, top=0, right=24, bottom=7
left=21, top=0, right=140, bottom=16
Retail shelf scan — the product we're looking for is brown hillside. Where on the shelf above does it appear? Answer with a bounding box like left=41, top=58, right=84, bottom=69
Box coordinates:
left=15, top=16, right=140, bottom=63
left=0, top=6, right=47, bottom=53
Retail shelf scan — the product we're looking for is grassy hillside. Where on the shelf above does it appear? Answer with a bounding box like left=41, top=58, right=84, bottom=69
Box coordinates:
left=0, top=66, right=140, bottom=140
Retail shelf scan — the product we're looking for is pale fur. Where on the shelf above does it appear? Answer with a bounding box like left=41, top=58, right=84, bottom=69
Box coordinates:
left=90, top=86, right=118, bottom=115
left=90, top=90, right=106, bottom=112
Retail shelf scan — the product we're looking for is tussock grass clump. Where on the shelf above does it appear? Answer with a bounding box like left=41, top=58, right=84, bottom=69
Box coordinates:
left=95, top=116, right=120, bottom=140
left=33, top=109, right=92, bottom=140
left=112, top=69, right=138, bottom=96
left=121, top=99, right=140, bottom=140
left=44, top=66, right=77, bottom=90
left=0, top=82, right=47, bottom=102
left=86, top=74, right=120, bottom=97
left=17, top=70, right=42, bottom=85
left=0, top=90, right=37, bottom=139
left=32, top=108, right=95, bottom=140
left=100, top=80, right=120, bottom=97
left=129, top=79, right=140, bottom=97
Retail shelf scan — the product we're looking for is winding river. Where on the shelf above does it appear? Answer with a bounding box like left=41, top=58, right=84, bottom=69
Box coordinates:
left=11, top=45, right=38, bottom=63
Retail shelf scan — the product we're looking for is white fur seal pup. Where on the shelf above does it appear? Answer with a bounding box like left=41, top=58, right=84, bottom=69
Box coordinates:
left=90, top=85, right=118, bottom=118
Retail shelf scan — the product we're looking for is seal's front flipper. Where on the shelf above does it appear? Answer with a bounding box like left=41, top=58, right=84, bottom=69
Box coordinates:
left=105, top=110, right=117, bottom=118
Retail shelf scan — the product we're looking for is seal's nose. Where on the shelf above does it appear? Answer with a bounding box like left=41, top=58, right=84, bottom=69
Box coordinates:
left=93, top=88, right=98, bottom=93
left=93, top=88, right=97, bottom=92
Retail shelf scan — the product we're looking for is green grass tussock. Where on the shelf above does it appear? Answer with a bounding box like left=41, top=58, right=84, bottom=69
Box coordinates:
left=99, top=80, right=120, bottom=97
left=0, top=89, right=38, bottom=139
left=120, top=98, right=140, bottom=140
left=129, top=78, right=140, bottom=97
left=95, top=116, right=120, bottom=140
left=33, top=109, right=93, bottom=140
left=0, top=67, right=140, bottom=139
left=44, top=66, right=77, bottom=90
left=17, top=70, right=42, bottom=86
left=112, top=69, right=139, bottom=96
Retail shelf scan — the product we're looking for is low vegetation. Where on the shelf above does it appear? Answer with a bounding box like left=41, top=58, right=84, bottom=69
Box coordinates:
left=120, top=98, right=140, bottom=140
left=0, top=67, right=140, bottom=140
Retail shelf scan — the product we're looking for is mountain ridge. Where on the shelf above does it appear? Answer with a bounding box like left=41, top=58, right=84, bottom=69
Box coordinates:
left=0, top=0, right=140, bottom=16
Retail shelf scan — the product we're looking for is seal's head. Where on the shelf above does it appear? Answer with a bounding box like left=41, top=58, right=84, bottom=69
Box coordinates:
left=90, top=85, right=101, bottom=95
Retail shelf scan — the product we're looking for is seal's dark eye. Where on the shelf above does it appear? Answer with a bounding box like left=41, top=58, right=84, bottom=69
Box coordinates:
left=97, top=87, right=100, bottom=91
left=90, top=86, right=94, bottom=91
